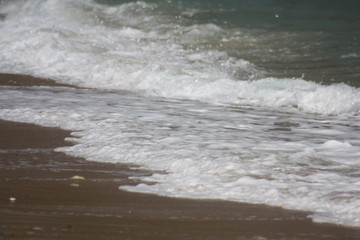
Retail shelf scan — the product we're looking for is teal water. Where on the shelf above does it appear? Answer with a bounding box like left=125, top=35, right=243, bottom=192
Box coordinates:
left=95, top=0, right=360, bottom=85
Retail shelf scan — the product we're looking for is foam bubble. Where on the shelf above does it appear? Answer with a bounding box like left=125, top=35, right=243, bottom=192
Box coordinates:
left=320, top=140, right=353, bottom=149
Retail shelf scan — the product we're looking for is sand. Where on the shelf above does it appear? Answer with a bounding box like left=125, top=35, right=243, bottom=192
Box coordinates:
left=1, top=73, right=360, bottom=240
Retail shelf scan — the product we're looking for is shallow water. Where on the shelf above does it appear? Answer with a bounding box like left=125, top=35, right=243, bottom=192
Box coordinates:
left=0, top=0, right=359, bottom=227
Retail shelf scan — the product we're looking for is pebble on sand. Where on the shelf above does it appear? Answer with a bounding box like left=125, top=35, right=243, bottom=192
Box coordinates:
left=70, top=175, right=86, bottom=180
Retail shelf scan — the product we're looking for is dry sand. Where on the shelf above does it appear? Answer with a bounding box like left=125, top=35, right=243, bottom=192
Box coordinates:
left=1, top=73, right=360, bottom=240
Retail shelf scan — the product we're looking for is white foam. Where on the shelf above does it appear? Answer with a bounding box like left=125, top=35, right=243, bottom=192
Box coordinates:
left=320, top=140, right=353, bottom=149
left=341, top=53, right=359, bottom=59
left=1, top=86, right=360, bottom=227
left=1, top=0, right=360, bottom=228
left=0, top=0, right=359, bottom=116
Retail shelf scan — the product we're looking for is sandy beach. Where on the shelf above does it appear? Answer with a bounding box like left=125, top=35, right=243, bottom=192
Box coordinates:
left=1, top=74, right=360, bottom=240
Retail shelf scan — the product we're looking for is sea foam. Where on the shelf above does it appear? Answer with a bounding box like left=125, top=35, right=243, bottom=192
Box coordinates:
left=0, top=0, right=359, bottom=116
left=1, top=85, right=360, bottom=227
left=1, top=0, right=360, bottom=228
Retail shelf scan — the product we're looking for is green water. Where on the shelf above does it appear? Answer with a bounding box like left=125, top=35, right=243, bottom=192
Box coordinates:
left=94, top=0, right=360, bottom=86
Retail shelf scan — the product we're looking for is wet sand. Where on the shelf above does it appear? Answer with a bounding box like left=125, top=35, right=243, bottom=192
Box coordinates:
left=0, top=73, right=74, bottom=88
left=1, top=74, right=360, bottom=240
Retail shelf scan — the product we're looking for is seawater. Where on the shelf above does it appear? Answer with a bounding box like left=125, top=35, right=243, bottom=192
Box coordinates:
left=0, top=0, right=360, bottom=227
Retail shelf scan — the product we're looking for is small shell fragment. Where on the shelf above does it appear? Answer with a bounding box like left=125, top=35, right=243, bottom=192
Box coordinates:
left=70, top=175, right=85, bottom=180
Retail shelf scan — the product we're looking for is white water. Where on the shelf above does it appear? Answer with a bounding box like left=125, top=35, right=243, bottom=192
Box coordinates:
left=1, top=0, right=359, bottom=115
left=1, top=0, right=360, bottom=227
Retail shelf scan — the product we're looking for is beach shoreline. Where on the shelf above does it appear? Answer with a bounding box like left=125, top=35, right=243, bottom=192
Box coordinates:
left=1, top=74, right=360, bottom=239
